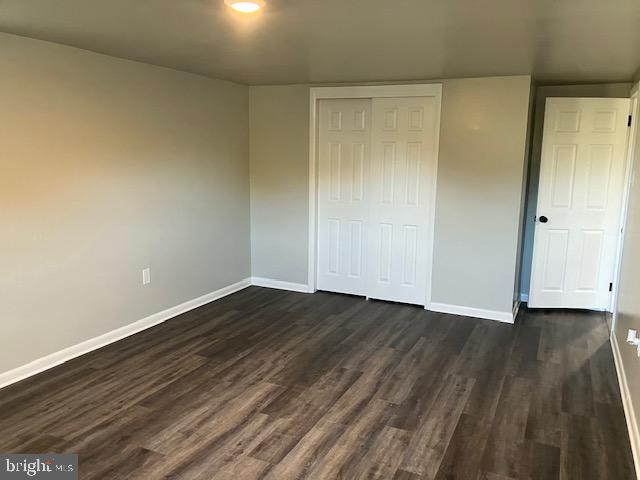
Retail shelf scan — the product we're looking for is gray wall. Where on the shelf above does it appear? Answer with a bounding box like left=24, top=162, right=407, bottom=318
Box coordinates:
left=615, top=83, right=640, bottom=456
left=249, top=76, right=532, bottom=314
left=432, top=76, right=531, bottom=313
left=519, top=83, right=633, bottom=299
left=249, top=86, right=310, bottom=284
left=0, top=33, right=251, bottom=374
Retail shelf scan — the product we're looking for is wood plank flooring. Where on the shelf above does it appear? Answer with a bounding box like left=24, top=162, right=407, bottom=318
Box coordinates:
left=0, top=286, right=636, bottom=479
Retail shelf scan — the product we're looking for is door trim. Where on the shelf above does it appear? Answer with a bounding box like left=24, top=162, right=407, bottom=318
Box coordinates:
left=612, top=84, right=639, bottom=328
left=308, top=84, right=443, bottom=307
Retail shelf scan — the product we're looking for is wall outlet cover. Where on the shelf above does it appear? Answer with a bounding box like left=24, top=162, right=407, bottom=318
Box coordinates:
left=142, top=268, right=151, bottom=285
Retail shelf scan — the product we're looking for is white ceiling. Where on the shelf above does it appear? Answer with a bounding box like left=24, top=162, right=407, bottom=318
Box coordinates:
left=1, top=0, right=639, bottom=85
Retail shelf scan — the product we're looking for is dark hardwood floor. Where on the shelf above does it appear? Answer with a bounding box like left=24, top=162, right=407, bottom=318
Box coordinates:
left=0, top=287, right=636, bottom=479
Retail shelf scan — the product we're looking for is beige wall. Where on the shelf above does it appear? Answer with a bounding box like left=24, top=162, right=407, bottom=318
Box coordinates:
left=0, top=33, right=250, bottom=374
left=519, top=83, right=633, bottom=298
left=249, top=86, right=309, bottom=284
left=432, top=76, right=531, bottom=313
left=615, top=83, right=640, bottom=455
left=249, top=76, right=532, bottom=314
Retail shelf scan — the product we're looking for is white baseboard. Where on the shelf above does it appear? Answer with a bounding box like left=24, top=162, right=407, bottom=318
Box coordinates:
left=611, top=332, right=640, bottom=478
left=429, top=302, right=515, bottom=324
left=0, top=277, right=252, bottom=390
left=251, top=277, right=312, bottom=293
left=520, top=293, right=529, bottom=302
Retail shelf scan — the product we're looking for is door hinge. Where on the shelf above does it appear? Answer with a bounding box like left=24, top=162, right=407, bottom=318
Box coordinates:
left=628, top=115, right=632, bottom=127
left=609, top=282, right=614, bottom=292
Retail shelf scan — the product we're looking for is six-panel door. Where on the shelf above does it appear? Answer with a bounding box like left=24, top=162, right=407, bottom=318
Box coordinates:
left=317, top=99, right=372, bottom=296
left=529, top=97, right=630, bottom=309
left=367, top=97, right=438, bottom=305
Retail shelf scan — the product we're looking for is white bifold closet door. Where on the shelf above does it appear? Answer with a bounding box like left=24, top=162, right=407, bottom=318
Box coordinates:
left=317, top=96, right=438, bottom=306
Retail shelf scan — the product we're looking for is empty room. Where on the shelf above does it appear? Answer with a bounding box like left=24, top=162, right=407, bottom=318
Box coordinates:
left=2, top=0, right=640, bottom=479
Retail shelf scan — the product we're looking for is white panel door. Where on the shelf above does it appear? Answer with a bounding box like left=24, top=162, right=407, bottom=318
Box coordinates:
left=529, top=97, right=631, bottom=309
left=367, top=97, right=438, bottom=305
left=317, top=98, right=372, bottom=295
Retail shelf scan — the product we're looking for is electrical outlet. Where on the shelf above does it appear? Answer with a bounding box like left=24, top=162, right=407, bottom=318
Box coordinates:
left=142, top=268, right=151, bottom=285
left=627, top=329, right=640, bottom=357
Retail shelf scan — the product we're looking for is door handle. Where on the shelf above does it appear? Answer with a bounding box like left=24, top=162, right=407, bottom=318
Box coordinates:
left=538, top=216, right=548, bottom=223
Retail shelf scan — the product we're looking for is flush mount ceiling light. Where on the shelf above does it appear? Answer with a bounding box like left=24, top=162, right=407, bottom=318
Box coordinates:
left=224, top=0, right=265, bottom=13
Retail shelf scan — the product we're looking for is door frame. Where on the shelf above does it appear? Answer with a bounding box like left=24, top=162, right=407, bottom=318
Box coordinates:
left=612, top=85, right=639, bottom=328
left=307, top=84, right=443, bottom=307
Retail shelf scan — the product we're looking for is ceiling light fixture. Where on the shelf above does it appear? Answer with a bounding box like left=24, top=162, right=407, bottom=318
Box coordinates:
left=224, top=0, right=265, bottom=13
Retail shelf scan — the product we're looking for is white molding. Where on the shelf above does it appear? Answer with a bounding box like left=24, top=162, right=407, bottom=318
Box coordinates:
left=308, top=89, right=318, bottom=292
left=429, top=302, right=515, bottom=324
left=308, top=84, right=443, bottom=303
left=611, top=332, right=640, bottom=477
left=309, top=84, right=443, bottom=100
left=520, top=293, right=529, bottom=302
left=251, top=277, right=312, bottom=293
left=0, top=278, right=252, bottom=390
left=612, top=87, right=639, bottom=330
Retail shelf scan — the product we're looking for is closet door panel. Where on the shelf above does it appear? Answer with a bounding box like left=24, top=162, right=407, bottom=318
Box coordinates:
left=368, top=97, right=438, bottom=305
left=317, top=99, right=372, bottom=295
